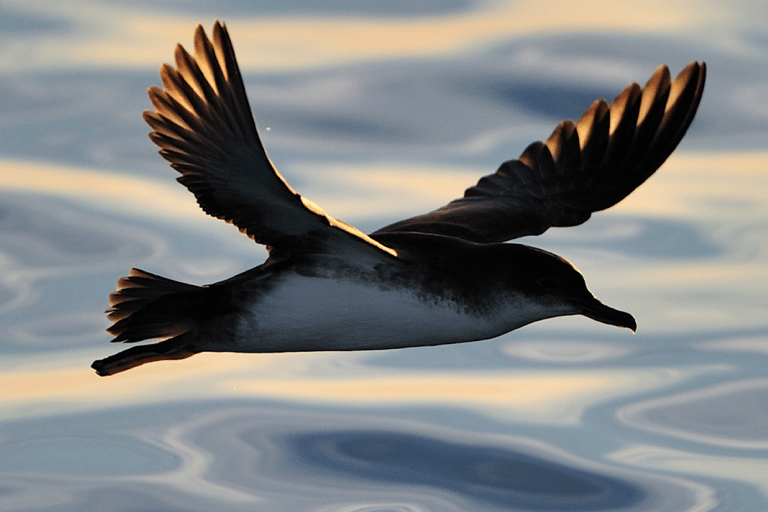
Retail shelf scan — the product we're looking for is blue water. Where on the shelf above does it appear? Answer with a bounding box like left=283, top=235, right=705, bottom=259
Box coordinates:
left=2, top=1, right=768, bottom=510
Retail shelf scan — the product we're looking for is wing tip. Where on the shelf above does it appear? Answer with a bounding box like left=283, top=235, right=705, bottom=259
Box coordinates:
left=372, top=60, right=706, bottom=243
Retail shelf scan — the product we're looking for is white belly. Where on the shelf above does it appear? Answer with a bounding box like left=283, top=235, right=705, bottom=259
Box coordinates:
left=229, top=274, right=516, bottom=353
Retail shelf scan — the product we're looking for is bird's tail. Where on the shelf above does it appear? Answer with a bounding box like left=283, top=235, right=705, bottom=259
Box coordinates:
left=92, top=268, right=204, bottom=376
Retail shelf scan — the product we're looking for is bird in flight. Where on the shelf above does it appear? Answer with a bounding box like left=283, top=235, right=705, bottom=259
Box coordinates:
left=92, top=22, right=705, bottom=376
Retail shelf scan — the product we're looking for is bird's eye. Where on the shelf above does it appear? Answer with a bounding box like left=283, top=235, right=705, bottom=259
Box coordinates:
left=538, top=277, right=559, bottom=290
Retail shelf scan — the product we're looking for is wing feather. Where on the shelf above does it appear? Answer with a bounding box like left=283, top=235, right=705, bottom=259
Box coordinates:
left=373, top=62, right=706, bottom=243
left=145, top=22, right=396, bottom=258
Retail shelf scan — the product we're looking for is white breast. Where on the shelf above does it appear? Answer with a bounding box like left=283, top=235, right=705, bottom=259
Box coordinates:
left=226, top=273, right=532, bottom=353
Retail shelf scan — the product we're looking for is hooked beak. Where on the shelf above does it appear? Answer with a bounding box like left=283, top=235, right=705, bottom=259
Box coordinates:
left=575, top=296, right=637, bottom=332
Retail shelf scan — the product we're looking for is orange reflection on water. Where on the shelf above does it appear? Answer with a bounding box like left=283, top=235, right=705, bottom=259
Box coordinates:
left=9, top=1, right=713, bottom=72
left=296, top=163, right=478, bottom=220
left=0, top=160, right=199, bottom=220
left=0, top=159, right=472, bottom=223
left=0, top=350, right=678, bottom=426
left=217, top=0, right=696, bottom=71
left=226, top=372, right=644, bottom=426
left=5, top=151, right=767, bottom=239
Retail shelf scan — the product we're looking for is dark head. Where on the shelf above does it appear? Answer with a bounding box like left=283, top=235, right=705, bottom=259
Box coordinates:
left=493, top=244, right=637, bottom=331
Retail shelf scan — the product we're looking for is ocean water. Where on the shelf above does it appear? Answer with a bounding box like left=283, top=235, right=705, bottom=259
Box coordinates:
left=2, top=1, right=768, bottom=510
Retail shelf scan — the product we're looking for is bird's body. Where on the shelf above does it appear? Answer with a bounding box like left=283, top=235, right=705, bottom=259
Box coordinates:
left=222, top=267, right=511, bottom=353
left=92, top=22, right=705, bottom=376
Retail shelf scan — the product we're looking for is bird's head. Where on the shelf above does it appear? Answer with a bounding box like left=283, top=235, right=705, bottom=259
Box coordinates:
left=494, top=244, right=637, bottom=332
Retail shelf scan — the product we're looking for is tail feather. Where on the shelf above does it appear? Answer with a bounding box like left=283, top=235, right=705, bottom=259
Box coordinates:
left=91, top=335, right=196, bottom=376
left=94, top=268, right=213, bottom=376
left=106, top=268, right=202, bottom=343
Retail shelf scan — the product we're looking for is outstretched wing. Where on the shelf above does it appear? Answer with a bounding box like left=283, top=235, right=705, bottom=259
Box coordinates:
left=373, top=62, right=706, bottom=243
left=144, top=22, right=396, bottom=258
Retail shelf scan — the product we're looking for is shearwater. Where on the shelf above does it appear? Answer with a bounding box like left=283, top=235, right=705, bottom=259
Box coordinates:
left=92, top=22, right=705, bottom=376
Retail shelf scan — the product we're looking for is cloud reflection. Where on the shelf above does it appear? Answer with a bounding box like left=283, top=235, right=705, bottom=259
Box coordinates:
left=610, top=444, right=768, bottom=500
left=287, top=429, right=643, bottom=510
left=1, top=347, right=689, bottom=428
left=0, top=160, right=197, bottom=221
left=0, top=404, right=710, bottom=511
left=0, top=0, right=712, bottom=72
left=618, top=378, right=768, bottom=449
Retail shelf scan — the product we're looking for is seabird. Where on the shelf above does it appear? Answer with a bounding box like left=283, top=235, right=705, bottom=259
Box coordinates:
left=92, top=22, right=706, bottom=376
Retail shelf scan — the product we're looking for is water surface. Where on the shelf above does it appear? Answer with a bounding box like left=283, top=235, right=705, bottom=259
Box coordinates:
left=2, top=1, right=768, bottom=510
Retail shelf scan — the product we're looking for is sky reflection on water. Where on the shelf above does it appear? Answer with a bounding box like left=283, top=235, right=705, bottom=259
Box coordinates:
left=0, top=404, right=715, bottom=511
left=1, top=0, right=768, bottom=510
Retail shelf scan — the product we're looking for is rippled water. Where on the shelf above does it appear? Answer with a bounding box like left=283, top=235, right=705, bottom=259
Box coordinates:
left=2, top=1, right=768, bottom=510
